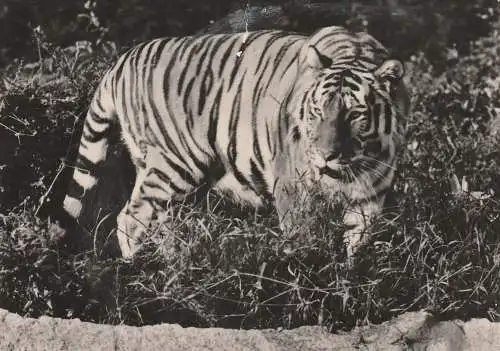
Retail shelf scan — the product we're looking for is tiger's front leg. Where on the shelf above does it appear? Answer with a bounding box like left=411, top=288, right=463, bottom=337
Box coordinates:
left=274, top=185, right=294, bottom=237
left=342, top=198, right=385, bottom=259
left=274, top=177, right=310, bottom=240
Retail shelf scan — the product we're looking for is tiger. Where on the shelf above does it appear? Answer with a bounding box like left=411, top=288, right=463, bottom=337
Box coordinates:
left=52, top=25, right=409, bottom=259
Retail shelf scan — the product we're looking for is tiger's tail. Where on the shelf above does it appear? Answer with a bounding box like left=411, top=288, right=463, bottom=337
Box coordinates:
left=61, top=77, right=117, bottom=221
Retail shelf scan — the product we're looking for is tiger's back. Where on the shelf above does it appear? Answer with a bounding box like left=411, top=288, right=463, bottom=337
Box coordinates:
left=54, top=26, right=409, bottom=259
left=92, top=32, right=304, bottom=199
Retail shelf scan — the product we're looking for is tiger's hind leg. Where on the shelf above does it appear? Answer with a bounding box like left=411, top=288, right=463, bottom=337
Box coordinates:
left=116, top=146, right=207, bottom=259
left=116, top=165, right=154, bottom=259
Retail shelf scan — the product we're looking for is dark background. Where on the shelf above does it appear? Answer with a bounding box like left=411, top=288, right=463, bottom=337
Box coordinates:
left=0, top=0, right=498, bottom=69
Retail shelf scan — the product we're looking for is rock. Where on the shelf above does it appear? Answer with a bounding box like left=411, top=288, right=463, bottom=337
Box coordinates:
left=463, top=318, right=500, bottom=350
left=0, top=308, right=499, bottom=350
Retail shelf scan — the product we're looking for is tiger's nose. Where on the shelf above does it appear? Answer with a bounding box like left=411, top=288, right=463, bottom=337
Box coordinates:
left=325, top=151, right=341, bottom=162
left=323, top=139, right=343, bottom=161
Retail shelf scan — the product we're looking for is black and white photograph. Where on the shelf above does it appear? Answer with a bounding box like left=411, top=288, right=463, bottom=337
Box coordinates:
left=0, top=0, right=499, bottom=349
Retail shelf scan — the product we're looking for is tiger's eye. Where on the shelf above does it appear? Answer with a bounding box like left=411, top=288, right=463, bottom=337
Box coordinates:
left=349, top=111, right=361, bottom=120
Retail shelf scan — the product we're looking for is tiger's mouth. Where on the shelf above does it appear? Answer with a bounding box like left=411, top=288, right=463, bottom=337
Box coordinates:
left=318, top=165, right=343, bottom=179
left=312, top=153, right=363, bottom=180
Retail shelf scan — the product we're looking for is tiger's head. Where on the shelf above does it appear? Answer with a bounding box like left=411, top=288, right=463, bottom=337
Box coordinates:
left=289, top=44, right=408, bottom=183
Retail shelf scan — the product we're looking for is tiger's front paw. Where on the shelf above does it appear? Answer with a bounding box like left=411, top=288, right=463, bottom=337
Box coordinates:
left=343, top=229, right=367, bottom=260
left=279, top=216, right=301, bottom=241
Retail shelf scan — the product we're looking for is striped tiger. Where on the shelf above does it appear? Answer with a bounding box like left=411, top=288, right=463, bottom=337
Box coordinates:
left=58, top=25, right=409, bottom=259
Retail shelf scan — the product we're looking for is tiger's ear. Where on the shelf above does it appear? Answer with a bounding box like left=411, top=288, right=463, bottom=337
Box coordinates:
left=305, top=45, right=332, bottom=69
left=374, top=59, right=405, bottom=83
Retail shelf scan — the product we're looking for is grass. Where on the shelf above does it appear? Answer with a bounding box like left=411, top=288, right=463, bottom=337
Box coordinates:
left=0, top=21, right=500, bottom=332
